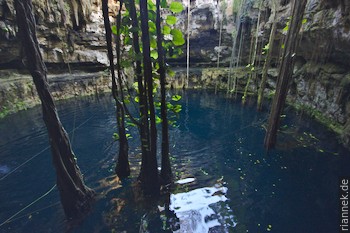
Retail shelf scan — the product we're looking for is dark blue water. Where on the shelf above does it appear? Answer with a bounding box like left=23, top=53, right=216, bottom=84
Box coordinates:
left=0, top=91, right=349, bottom=233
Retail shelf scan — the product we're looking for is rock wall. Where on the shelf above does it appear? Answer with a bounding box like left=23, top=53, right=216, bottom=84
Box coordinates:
left=0, top=70, right=110, bottom=117
left=0, top=0, right=350, bottom=147
left=0, top=0, right=109, bottom=68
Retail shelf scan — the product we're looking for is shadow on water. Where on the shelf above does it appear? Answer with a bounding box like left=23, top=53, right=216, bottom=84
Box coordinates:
left=0, top=90, right=349, bottom=232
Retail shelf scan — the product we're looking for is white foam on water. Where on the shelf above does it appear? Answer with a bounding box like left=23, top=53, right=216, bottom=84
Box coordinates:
left=169, top=185, right=236, bottom=233
left=175, top=177, right=196, bottom=184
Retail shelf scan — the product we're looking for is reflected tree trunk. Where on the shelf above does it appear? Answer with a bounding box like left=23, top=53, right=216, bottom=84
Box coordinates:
left=264, top=0, right=307, bottom=149
left=14, top=0, right=94, bottom=219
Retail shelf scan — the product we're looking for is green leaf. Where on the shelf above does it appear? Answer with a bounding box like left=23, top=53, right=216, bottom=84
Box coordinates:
left=173, top=104, right=182, bottom=113
left=113, top=133, right=120, bottom=141
left=167, top=69, right=175, bottom=77
left=163, top=25, right=171, bottom=35
left=161, top=0, right=168, bottom=8
left=171, top=95, right=182, bottom=101
left=150, top=37, right=157, bottom=49
left=126, top=133, right=133, bottom=139
left=166, top=15, right=177, bottom=25
left=148, top=21, right=156, bottom=33
left=302, top=18, right=307, bottom=24
left=281, top=44, right=285, bottom=49
left=151, top=50, right=159, bottom=59
left=156, top=115, right=162, bottom=124
left=169, top=2, right=183, bottom=13
left=127, top=122, right=137, bottom=127
left=134, top=96, right=140, bottom=103
left=129, top=26, right=140, bottom=33
left=111, top=25, right=117, bottom=35
left=171, top=29, right=185, bottom=46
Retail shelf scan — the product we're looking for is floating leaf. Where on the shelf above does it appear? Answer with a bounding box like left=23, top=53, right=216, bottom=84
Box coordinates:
left=169, top=2, right=183, bottom=13
left=113, top=133, right=119, bottom=141
left=166, top=15, right=177, bottom=25
left=171, top=95, right=182, bottom=101
left=171, top=29, right=185, bottom=46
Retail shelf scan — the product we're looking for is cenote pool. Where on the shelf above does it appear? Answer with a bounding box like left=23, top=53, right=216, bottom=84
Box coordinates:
left=0, top=90, right=349, bottom=233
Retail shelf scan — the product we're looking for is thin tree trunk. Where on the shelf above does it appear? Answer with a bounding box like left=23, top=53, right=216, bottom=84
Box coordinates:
left=15, top=0, right=94, bottom=219
left=127, top=0, right=151, bottom=183
left=264, top=0, right=307, bottom=149
left=257, top=0, right=278, bottom=111
left=156, top=0, right=172, bottom=185
left=101, top=0, right=130, bottom=178
left=139, top=0, right=160, bottom=195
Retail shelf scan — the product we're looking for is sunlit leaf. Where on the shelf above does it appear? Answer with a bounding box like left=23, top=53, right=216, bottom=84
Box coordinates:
left=169, top=2, right=183, bottom=13
left=151, top=50, right=159, bottom=59
left=171, top=29, right=185, bottom=46
left=171, top=95, right=182, bottom=101
left=148, top=21, right=156, bottom=33
left=156, top=115, right=162, bottom=124
left=113, top=133, right=119, bottom=141
left=111, top=25, right=117, bottom=35
left=166, top=15, right=177, bottom=25
left=163, top=25, right=171, bottom=35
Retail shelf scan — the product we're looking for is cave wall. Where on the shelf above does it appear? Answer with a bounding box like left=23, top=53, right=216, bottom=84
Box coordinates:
left=0, top=0, right=109, bottom=68
left=0, top=0, right=350, bottom=147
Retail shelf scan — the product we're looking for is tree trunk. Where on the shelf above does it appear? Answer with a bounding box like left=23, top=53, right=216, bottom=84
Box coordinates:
left=139, top=0, right=160, bottom=195
left=14, top=0, right=94, bottom=219
left=156, top=0, right=172, bottom=185
left=264, top=0, right=307, bottom=149
left=257, top=0, right=278, bottom=111
left=126, top=0, right=151, bottom=184
left=101, top=0, right=130, bottom=178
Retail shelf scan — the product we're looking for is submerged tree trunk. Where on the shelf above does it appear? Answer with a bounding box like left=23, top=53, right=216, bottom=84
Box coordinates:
left=139, top=0, right=160, bottom=195
left=101, top=0, right=130, bottom=178
left=257, top=0, right=278, bottom=111
left=15, top=0, right=94, bottom=219
left=156, top=0, right=172, bottom=185
left=264, top=0, right=307, bottom=149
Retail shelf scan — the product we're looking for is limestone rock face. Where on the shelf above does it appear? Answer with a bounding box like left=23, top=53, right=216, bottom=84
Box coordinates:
left=0, top=0, right=108, bottom=67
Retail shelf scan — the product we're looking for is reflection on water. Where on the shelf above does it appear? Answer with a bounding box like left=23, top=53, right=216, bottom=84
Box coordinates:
left=0, top=91, right=350, bottom=232
left=170, top=178, right=236, bottom=233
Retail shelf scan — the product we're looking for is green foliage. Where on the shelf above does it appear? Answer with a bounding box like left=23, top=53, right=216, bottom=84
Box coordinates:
left=171, top=95, right=181, bottom=101
left=113, top=133, right=120, bottom=141
left=169, top=2, right=184, bottom=13
left=166, top=15, right=177, bottom=25
left=171, top=29, right=185, bottom=46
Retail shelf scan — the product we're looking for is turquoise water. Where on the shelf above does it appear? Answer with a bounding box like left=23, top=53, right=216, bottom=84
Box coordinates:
left=0, top=91, right=349, bottom=232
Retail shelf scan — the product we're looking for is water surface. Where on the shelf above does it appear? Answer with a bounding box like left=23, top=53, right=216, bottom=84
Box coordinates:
left=0, top=91, right=349, bottom=232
